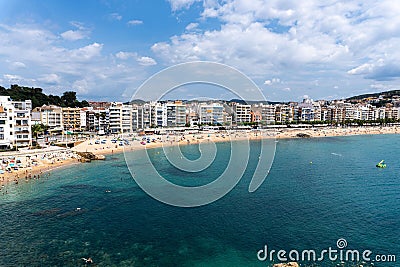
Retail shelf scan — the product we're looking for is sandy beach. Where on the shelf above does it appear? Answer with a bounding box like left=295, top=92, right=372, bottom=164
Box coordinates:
left=0, top=149, right=80, bottom=187
left=71, top=125, right=400, bottom=155
left=1, top=125, right=399, bottom=189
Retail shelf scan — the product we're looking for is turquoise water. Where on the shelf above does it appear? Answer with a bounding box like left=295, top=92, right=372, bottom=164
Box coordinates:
left=0, top=135, right=399, bottom=266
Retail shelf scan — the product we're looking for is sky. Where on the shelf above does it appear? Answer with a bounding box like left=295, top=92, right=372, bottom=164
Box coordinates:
left=1, top=0, right=400, bottom=102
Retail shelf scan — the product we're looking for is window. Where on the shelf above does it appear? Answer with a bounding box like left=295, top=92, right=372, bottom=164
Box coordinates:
left=0, top=120, right=4, bottom=124
left=0, top=134, right=3, bottom=140
left=0, top=127, right=3, bottom=132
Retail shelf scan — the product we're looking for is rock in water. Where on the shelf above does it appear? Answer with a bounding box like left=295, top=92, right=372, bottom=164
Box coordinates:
left=95, top=154, right=106, bottom=160
left=296, top=133, right=311, bottom=138
left=75, top=152, right=106, bottom=161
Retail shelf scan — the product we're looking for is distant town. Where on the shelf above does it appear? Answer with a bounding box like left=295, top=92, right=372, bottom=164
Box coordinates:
left=1, top=87, right=400, bottom=150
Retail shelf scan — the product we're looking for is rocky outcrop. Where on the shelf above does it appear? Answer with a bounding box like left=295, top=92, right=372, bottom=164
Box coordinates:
left=75, top=152, right=105, bottom=162
left=296, top=133, right=311, bottom=138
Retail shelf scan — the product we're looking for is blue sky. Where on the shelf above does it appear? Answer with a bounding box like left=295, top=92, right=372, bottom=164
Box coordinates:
left=1, top=0, right=400, bottom=102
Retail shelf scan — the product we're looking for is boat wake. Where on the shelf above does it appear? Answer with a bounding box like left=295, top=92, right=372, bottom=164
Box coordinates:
left=331, top=152, right=342, bottom=157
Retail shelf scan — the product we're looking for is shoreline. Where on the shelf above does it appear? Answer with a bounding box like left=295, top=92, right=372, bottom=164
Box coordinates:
left=1, top=126, right=399, bottom=188
left=72, top=125, right=400, bottom=156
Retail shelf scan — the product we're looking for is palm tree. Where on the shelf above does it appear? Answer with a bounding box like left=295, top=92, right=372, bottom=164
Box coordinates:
left=31, top=123, right=48, bottom=146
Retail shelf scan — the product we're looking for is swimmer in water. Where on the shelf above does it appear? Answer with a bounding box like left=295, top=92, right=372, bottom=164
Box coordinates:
left=81, top=257, right=93, bottom=264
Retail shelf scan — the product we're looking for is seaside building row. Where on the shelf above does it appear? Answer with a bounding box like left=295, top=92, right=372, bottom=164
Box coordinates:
left=2, top=94, right=400, bottom=148
left=33, top=98, right=400, bottom=131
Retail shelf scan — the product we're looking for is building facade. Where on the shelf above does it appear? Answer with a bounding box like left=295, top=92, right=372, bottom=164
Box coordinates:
left=0, top=96, right=32, bottom=148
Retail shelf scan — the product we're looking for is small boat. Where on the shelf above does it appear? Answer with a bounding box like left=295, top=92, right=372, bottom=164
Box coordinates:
left=376, top=160, right=386, bottom=168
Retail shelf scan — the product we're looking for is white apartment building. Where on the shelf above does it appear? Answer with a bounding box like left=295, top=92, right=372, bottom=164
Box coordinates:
left=80, top=109, right=87, bottom=130
left=83, top=108, right=109, bottom=133
left=151, top=101, right=167, bottom=127
left=344, top=103, right=357, bottom=121
left=260, top=104, right=276, bottom=125
left=375, top=107, right=386, bottom=120
left=32, top=105, right=63, bottom=130
left=234, top=104, right=252, bottom=123
left=0, top=96, right=32, bottom=149
left=131, top=105, right=139, bottom=131
left=199, top=103, right=224, bottom=125
left=223, top=112, right=233, bottom=126
left=137, top=103, right=152, bottom=129
left=275, top=104, right=294, bottom=123
left=109, top=102, right=133, bottom=133
left=390, top=107, right=400, bottom=120
left=166, top=101, right=186, bottom=127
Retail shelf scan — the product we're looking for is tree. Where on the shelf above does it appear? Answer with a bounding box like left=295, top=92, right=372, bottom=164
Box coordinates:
left=81, top=100, right=90, bottom=107
left=61, top=91, right=78, bottom=107
left=0, top=84, right=89, bottom=108
left=31, top=123, right=48, bottom=145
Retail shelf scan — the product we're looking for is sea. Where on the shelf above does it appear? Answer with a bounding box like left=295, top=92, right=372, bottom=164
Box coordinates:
left=0, top=135, right=399, bottom=267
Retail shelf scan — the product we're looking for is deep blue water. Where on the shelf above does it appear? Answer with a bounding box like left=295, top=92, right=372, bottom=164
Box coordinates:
left=0, top=135, right=399, bottom=266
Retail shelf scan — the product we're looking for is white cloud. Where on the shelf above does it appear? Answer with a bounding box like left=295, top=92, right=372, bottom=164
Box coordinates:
left=38, top=73, right=61, bottom=85
left=264, top=80, right=272, bottom=85
left=347, top=62, right=377, bottom=75
left=127, top=20, right=143, bottom=26
left=0, top=23, right=151, bottom=100
left=61, top=21, right=90, bottom=41
left=72, top=79, right=89, bottom=94
left=109, top=13, right=122, bottom=21
left=70, top=43, right=103, bottom=60
left=167, top=0, right=201, bottom=11
left=11, top=61, right=26, bottom=69
left=4, top=74, right=22, bottom=82
left=61, top=30, right=86, bottom=41
left=115, top=51, right=157, bottom=66
left=137, top=56, right=157, bottom=66
left=185, top=22, right=199, bottom=31
left=154, top=0, right=400, bottom=100
left=265, top=78, right=281, bottom=85
left=115, top=51, right=136, bottom=60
